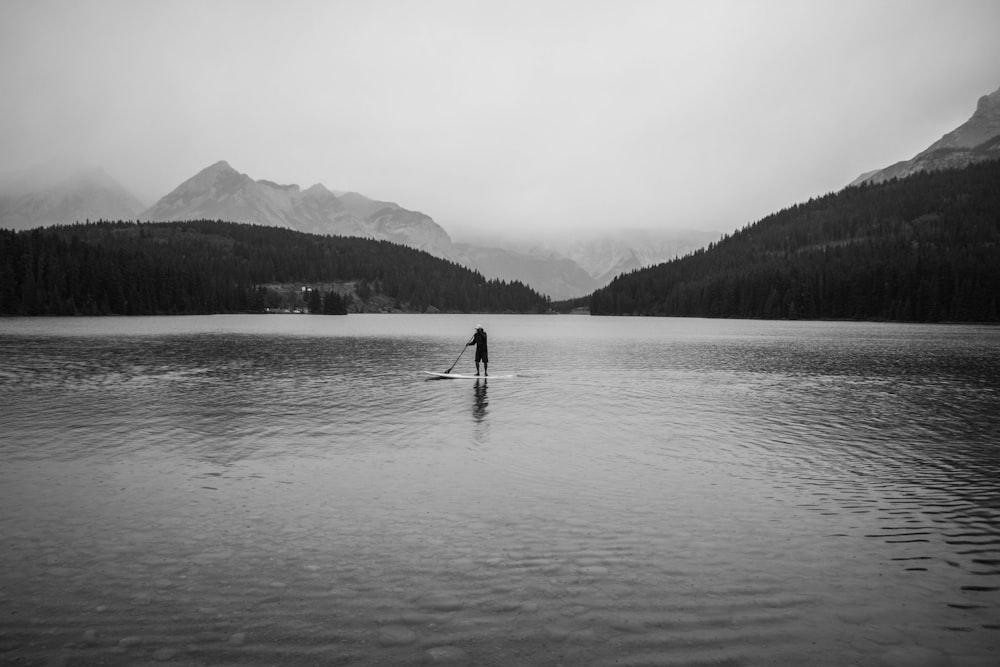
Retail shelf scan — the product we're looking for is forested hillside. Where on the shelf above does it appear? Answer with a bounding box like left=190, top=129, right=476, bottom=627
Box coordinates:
left=590, top=160, right=1000, bottom=322
left=0, top=220, right=550, bottom=316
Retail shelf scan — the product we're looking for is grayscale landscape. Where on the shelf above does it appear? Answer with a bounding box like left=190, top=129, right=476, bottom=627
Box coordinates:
left=2, top=1, right=999, bottom=665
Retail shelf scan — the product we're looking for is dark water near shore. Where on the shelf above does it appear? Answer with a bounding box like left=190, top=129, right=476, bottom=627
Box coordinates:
left=1, top=314, right=998, bottom=666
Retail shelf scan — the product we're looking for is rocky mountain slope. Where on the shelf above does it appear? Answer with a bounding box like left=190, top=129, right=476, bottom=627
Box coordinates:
left=852, top=84, right=1000, bottom=185
left=0, top=164, right=145, bottom=230
left=142, top=161, right=455, bottom=259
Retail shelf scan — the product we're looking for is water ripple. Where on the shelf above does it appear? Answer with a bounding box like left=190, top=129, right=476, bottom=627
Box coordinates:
left=1, top=316, right=999, bottom=664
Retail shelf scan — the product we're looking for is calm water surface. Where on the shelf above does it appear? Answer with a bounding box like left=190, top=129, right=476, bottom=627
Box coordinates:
left=1, top=315, right=998, bottom=666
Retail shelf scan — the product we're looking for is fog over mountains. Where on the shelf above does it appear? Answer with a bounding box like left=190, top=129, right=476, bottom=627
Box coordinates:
left=4, top=83, right=998, bottom=301
left=0, top=162, right=145, bottom=229
left=0, top=159, right=717, bottom=300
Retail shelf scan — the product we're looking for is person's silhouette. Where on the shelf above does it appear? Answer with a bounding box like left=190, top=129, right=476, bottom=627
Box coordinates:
left=467, top=325, right=488, bottom=376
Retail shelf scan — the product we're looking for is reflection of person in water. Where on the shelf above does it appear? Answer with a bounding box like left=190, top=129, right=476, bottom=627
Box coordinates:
left=473, top=379, right=488, bottom=421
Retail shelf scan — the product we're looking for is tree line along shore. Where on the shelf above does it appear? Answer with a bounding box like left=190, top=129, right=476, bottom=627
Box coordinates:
left=0, top=220, right=550, bottom=316
left=2, top=159, right=999, bottom=322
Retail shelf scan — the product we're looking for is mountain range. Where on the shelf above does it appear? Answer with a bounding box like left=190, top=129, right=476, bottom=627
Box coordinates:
left=0, top=159, right=715, bottom=300
left=142, top=161, right=457, bottom=260
left=3, top=83, right=998, bottom=300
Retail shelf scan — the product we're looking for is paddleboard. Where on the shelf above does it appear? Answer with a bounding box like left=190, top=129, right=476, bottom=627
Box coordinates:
left=424, top=371, right=514, bottom=379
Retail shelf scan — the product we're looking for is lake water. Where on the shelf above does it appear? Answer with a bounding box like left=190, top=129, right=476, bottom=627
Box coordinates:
left=1, top=314, right=998, bottom=666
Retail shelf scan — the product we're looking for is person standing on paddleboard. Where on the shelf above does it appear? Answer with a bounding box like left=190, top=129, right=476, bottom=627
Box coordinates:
left=467, top=325, right=488, bottom=376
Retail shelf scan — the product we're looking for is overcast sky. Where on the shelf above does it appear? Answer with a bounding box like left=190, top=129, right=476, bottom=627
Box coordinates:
left=1, top=0, right=999, bottom=241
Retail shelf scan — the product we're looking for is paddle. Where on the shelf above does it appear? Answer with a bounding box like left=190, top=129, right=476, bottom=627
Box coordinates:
left=445, top=338, right=473, bottom=374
